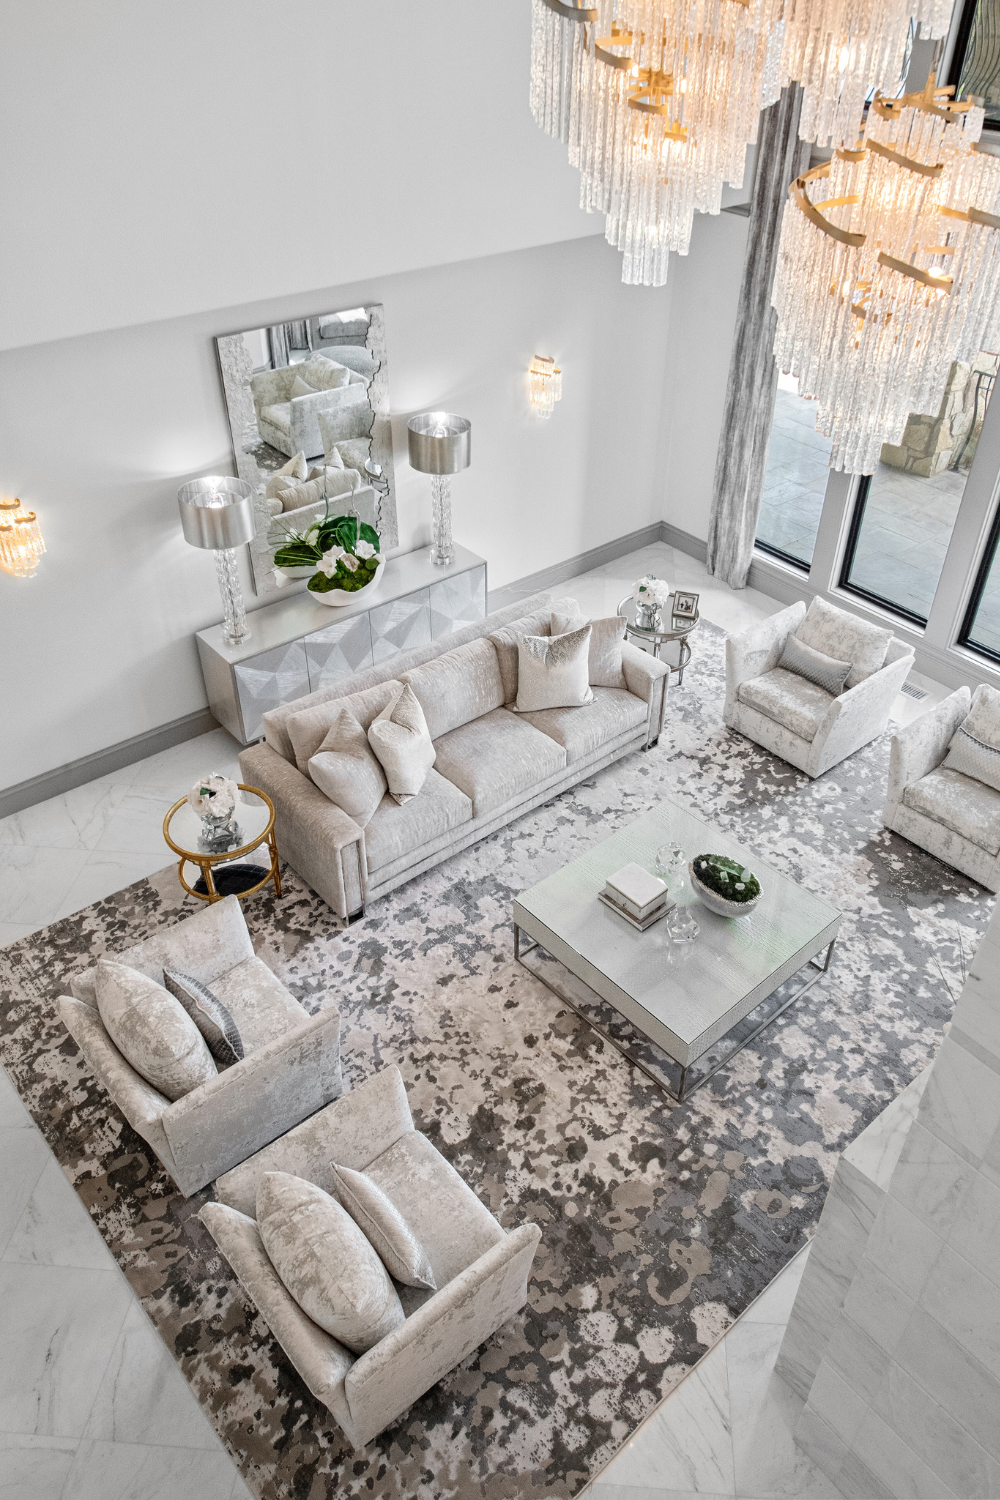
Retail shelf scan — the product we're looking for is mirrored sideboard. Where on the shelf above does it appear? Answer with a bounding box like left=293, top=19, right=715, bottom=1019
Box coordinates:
left=197, top=546, right=487, bottom=744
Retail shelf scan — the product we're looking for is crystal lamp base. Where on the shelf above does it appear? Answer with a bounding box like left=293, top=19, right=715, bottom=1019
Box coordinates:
left=429, top=474, right=454, bottom=567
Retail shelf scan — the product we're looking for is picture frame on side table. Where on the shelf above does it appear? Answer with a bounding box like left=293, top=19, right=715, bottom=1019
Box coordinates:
left=672, top=590, right=700, bottom=621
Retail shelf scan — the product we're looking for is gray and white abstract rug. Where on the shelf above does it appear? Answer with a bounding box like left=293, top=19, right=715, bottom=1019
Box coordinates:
left=0, top=620, right=990, bottom=1499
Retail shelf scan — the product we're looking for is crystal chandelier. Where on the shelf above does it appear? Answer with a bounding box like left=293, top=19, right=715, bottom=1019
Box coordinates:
left=530, top=355, right=563, bottom=416
left=772, top=79, right=1000, bottom=474
left=529, top=0, right=954, bottom=286
left=0, top=498, right=45, bottom=578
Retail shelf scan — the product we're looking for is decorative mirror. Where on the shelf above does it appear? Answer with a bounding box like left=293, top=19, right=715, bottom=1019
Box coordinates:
left=215, top=303, right=398, bottom=598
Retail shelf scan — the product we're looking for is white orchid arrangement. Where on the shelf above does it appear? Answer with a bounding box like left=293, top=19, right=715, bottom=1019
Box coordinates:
left=272, top=512, right=382, bottom=594
left=187, top=773, right=239, bottom=820
left=633, top=575, right=672, bottom=608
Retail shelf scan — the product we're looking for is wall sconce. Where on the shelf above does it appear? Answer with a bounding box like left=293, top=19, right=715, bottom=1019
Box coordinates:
left=0, top=498, right=45, bottom=578
left=177, top=476, right=256, bottom=647
left=529, top=355, right=562, bottom=418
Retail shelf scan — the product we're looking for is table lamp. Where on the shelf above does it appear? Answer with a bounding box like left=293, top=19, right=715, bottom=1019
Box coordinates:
left=407, top=412, right=471, bottom=566
left=178, top=476, right=256, bottom=647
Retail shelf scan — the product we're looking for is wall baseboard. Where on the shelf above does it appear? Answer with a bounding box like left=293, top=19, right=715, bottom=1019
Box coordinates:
left=1, top=708, right=220, bottom=821
left=660, top=522, right=708, bottom=565
left=488, top=523, right=666, bottom=613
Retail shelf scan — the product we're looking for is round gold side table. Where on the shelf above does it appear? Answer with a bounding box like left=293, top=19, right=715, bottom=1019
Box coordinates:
left=163, top=784, right=282, bottom=904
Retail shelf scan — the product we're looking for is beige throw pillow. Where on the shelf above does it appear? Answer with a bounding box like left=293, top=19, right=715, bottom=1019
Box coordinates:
left=514, top=625, right=594, bottom=712
left=368, top=684, right=436, bottom=804
left=548, top=609, right=626, bottom=689
left=330, top=1162, right=436, bottom=1290
left=256, top=1172, right=404, bottom=1353
left=333, top=438, right=372, bottom=475
left=95, top=960, right=217, bottom=1101
left=960, top=683, right=1000, bottom=750
left=308, top=707, right=388, bottom=826
left=290, top=374, right=316, bottom=399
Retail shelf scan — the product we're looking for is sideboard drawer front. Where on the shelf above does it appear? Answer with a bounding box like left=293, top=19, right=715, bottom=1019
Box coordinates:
left=234, top=641, right=310, bottom=742
left=304, top=613, right=374, bottom=692
left=370, top=589, right=431, bottom=664
left=429, top=565, right=486, bottom=640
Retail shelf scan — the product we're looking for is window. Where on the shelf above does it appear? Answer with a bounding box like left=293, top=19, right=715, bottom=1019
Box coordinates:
left=754, top=373, right=833, bottom=570
left=839, top=357, right=997, bottom=625
left=960, top=500, right=1000, bottom=662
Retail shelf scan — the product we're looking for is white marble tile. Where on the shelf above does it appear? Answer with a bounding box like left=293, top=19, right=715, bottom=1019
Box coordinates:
left=228, top=1475, right=256, bottom=1500
left=921, top=1034, right=1000, bottom=1164
left=944, top=1168, right=1000, bottom=1288
left=0, top=1433, right=77, bottom=1499
left=0, top=1068, right=33, bottom=1129
left=597, top=1341, right=735, bottom=1496
left=919, top=1244, right=1000, bottom=1376
left=588, top=1487, right=731, bottom=1500
left=60, top=1439, right=240, bottom=1500
left=54, top=852, right=174, bottom=922
left=886, top=1119, right=977, bottom=1235
left=0, top=845, right=91, bottom=928
left=741, top=1247, right=810, bottom=1326
left=727, top=1321, right=839, bottom=1499
left=0, top=922, right=39, bottom=948
left=85, top=1301, right=223, bottom=1451
left=92, top=785, right=181, bottom=859
left=0, top=772, right=136, bottom=853
left=3, top=1158, right=113, bottom=1271
left=842, top=1068, right=930, bottom=1195
left=0, top=1263, right=132, bottom=1437
left=127, top=730, right=242, bottom=800
left=0, top=1125, right=52, bottom=1257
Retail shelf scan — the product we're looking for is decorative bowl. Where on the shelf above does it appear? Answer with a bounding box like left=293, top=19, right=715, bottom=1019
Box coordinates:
left=688, top=858, right=762, bottom=918
left=308, top=559, right=386, bottom=607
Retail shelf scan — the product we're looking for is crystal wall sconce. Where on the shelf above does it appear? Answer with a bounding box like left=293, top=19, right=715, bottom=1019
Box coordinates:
left=530, top=355, right=562, bottom=418
left=0, top=498, right=45, bottom=578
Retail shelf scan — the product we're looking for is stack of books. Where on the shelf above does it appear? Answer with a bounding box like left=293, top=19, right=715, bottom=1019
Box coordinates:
left=598, top=862, right=675, bottom=932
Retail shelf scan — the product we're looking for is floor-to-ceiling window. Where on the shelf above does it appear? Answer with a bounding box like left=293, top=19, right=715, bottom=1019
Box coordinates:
left=754, top=373, right=833, bottom=570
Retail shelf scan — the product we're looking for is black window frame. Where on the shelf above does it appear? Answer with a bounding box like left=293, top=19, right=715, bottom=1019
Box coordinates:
left=958, top=497, right=1000, bottom=664
left=837, top=475, right=931, bottom=629
left=753, top=535, right=813, bottom=573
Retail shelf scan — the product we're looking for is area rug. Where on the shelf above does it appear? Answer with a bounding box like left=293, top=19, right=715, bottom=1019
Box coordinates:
left=0, top=619, right=990, bottom=1500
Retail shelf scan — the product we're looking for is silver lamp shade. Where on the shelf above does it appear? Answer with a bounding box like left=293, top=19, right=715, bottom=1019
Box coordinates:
left=177, top=477, right=255, bottom=551
left=407, top=413, right=471, bottom=475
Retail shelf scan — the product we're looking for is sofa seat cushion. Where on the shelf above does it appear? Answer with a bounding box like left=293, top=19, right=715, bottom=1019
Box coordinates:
left=262, top=402, right=292, bottom=433
left=364, top=769, right=473, bottom=873
left=517, top=687, right=647, bottom=764
left=902, top=767, right=1000, bottom=855
left=738, top=668, right=834, bottom=743
left=433, top=708, right=566, bottom=817
left=365, top=1130, right=505, bottom=1289
left=402, top=637, right=505, bottom=740
left=210, top=956, right=308, bottom=1055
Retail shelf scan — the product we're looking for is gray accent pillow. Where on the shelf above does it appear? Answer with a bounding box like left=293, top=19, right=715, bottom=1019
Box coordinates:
left=290, top=374, right=317, bottom=399
left=330, top=1162, right=436, bottom=1290
left=779, top=634, right=851, bottom=697
left=95, top=960, right=217, bottom=1102
left=550, top=611, right=628, bottom=689
left=796, top=596, right=891, bottom=690
left=368, top=683, right=436, bottom=804
left=514, top=625, right=594, bottom=712
left=162, top=970, right=244, bottom=1068
left=256, top=1171, right=404, bottom=1353
left=942, top=727, right=1000, bottom=794
left=308, top=706, right=388, bottom=826
left=961, top=684, right=1000, bottom=751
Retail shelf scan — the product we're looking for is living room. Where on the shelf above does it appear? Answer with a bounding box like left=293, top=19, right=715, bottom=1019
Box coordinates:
left=2, top=2, right=999, bottom=1498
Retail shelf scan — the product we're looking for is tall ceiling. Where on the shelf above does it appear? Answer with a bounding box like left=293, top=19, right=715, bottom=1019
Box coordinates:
left=0, top=0, right=601, bottom=350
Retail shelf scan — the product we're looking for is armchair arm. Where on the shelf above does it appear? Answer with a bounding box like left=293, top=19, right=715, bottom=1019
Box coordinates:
left=724, top=601, right=806, bottom=712
left=58, top=996, right=169, bottom=1137
left=239, top=742, right=367, bottom=919
left=885, top=686, right=971, bottom=816
left=344, top=1222, right=542, bottom=1448
left=621, top=641, right=670, bottom=746
left=809, top=648, right=915, bottom=776
left=162, top=1008, right=343, bottom=1197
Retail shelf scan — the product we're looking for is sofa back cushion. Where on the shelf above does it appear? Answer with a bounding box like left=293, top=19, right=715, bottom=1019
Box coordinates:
left=795, top=597, right=891, bottom=690
left=307, top=707, right=388, bottom=824
left=286, top=680, right=402, bottom=775
left=961, top=682, right=1000, bottom=751
left=402, top=637, right=505, bottom=740
left=488, top=610, right=552, bottom=704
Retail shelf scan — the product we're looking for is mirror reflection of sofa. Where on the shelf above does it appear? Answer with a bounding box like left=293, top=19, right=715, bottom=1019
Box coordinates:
left=251, top=352, right=372, bottom=460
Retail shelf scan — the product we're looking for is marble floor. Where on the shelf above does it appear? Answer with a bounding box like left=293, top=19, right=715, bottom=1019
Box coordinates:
left=0, top=543, right=938, bottom=1498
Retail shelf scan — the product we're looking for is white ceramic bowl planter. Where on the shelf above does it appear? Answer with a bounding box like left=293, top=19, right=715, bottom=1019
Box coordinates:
left=310, top=558, right=385, bottom=607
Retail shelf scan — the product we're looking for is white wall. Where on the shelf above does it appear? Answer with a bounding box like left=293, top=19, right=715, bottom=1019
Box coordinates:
left=0, top=0, right=603, bottom=350
left=0, top=234, right=673, bottom=791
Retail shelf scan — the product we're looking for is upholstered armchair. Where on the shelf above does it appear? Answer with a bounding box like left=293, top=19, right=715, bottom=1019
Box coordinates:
left=251, top=362, right=370, bottom=460
left=201, top=1065, right=541, bottom=1449
left=58, top=897, right=343, bottom=1197
left=724, top=600, right=915, bottom=778
left=882, top=685, right=1000, bottom=891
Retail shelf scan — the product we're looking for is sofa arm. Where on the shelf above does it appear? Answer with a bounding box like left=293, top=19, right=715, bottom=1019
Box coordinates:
left=239, top=742, right=367, bottom=920
left=162, top=1008, right=342, bottom=1197
left=344, top=1222, right=542, bottom=1448
left=621, top=641, right=670, bottom=746
left=885, top=686, right=971, bottom=818
left=810, top=648, right=915, bottom=776
left=724, top=601, right=807, bottom=714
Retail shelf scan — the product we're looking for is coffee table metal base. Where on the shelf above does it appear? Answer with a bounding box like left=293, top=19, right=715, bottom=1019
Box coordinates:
left=514, top=923, right=836, bottom=1103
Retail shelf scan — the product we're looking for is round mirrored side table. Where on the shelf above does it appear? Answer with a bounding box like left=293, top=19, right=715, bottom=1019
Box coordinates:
left=163, top=784, right=281, bottom=903
left=617, top=595, right=700, bottom=685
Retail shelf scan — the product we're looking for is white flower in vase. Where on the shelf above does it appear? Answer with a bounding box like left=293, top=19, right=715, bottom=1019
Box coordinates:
left=633, top=575, right=672, bottom=607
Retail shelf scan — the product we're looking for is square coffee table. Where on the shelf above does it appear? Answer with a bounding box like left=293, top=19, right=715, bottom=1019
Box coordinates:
left=513, top=800, right=841, bottom=1102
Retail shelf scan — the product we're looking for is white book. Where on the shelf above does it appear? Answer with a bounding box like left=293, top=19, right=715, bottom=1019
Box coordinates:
left=605, top=862, right=666, bottom=914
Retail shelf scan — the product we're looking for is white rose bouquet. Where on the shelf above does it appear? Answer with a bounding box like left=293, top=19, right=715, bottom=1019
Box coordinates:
left=187, top=774, right=239, bottom=819
left=633, top=575, right=672, bottom=608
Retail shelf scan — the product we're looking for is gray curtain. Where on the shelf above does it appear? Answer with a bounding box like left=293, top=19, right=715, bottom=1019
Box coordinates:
left=706, top=86, right=811, bottom=589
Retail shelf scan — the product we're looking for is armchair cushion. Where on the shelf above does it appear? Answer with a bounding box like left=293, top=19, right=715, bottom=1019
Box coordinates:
left=163, top=970, right=244, bottom=1068
left=364, top=769, right=472, bottom=873
left=331, top=1163, right=436, bottom=1291
left=209, top=955, right=309, bottom=1055
left=291, top=374, right=317, bottom=398
left=942, top=728, right=1000, bottom=795
left=261, top=402, right=292, bottom=434
left=778, top=634, right=851, bottom=697
left=300, top=354, right=352, bottom=391
left=737, top=668, right=834, bottom=743
left=902, top=768, right=1000, bottom=855
left=796, top=596, right=892, bottom=689
left=95, top=961, right=217, bottom=1102
left=333, top=438, right=373, bottom=474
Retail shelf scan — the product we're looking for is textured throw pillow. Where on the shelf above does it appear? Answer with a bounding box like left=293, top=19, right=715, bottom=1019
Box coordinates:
left=162, top=970, right=244, bottom=1068
left=256, top=1172, right=404, bottom=1353
left=330, top=1162, right=436, bottom=1290
left=308, top=706, right=388, bottom=825
left=368, top=683, right=436, bottom=804
left=487, top=610, right=553, bottom=703
left=942, top=727, right=1000, bottom=793
left=287, top=679, right=403, bottom=773
left=95, top=960, right=217, bottom=1101
left=778, top=633, right=851, bottom=697
left=290, top=374, right=317, bottom=399
left=300, top=354, right=352, bottom=392
left=796, top=597, right=891, bottom=690
left=326, top=446, right=346, bottom=470
left=960, top=683, right=1000, bottom=751
left=334, top=438, right=372, bottom=475
left=549, top=609, right=626, bottom=689
left=549, top=605, right=586, bottom=636
left=514, top=625, right=594, bottom=712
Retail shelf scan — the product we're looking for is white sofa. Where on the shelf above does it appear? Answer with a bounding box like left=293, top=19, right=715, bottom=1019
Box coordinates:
left=251, top=359, right=371, bottom=460
left=238, top=593, right=670, bottom=922
left=58, top=897, right=343, bottom=1197
left=724, top=600, right=915, bottom=778
left=201, top=1065, right=541, bottom=1448
left=883, top=685, right=1000, bottom=891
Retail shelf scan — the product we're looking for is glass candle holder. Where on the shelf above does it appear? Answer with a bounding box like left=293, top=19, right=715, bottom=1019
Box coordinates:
left=654, top=842, right=686, bottom=890
left=668, top=907, right=700, bottom=944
